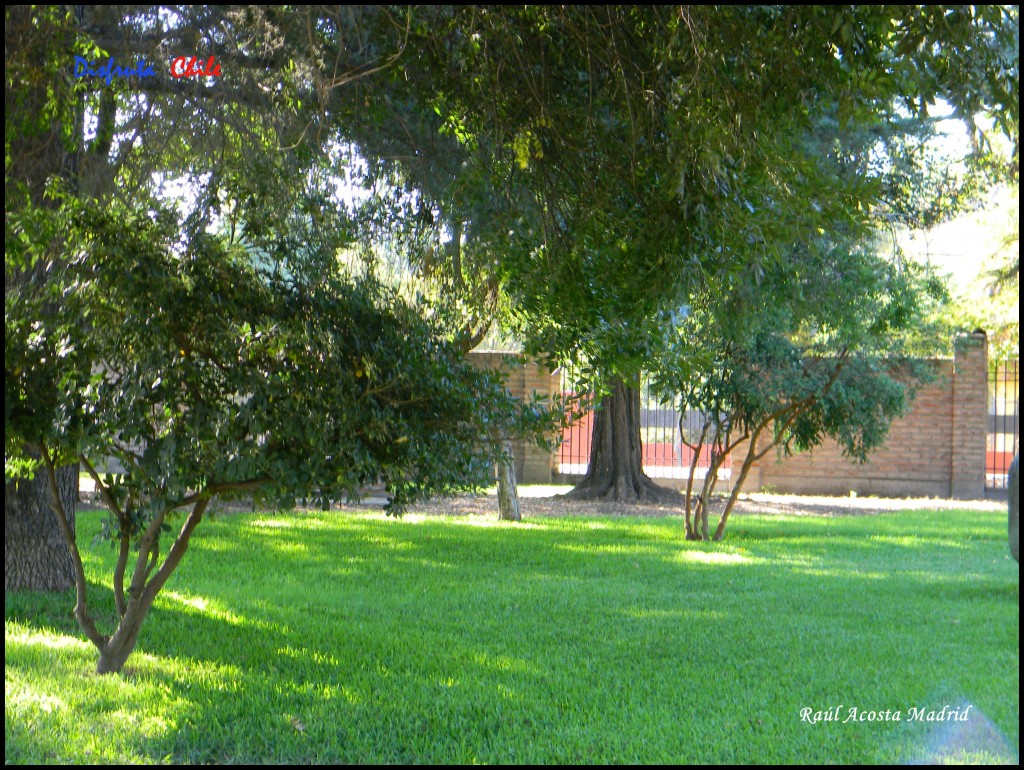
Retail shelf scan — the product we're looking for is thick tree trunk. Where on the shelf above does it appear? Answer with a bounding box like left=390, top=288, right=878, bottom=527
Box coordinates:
left=5, top=8, right=83, bottom=594
left=564, top=378, right=674, bottom=503
left=5, top=468, right=78, bottom=591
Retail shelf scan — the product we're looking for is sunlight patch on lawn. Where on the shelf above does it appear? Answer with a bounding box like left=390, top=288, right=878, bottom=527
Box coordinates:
left=869, top=534, right=972, bottom=551
left=471, top=651, right=538, bottom=676
left=555, top=542, right=664, bottom=557
left=445, top=516, right=547, bottom=529
left=675, top=550, right=754, bottom=565
left=376, top=512, right=549, bottom=529
left=311, top=682, right=364, bottom=705
left=359, top=533, right=418, bottom=549
left=404, top=557, right=457, bottom=570
left=278, top=644, right=341, bottom=669
left=791, top=567, right=891, bottom=580
left=246, top=515, right=336, bottom=532
left=249, top=517, right=298, bottom=529
left=6, top=678, right=66, bottom=714
left=266, top=540, right=310, bottom=556
left=623, top=606, right=727, bottom=623
left=165, top=591, right=210, bottom=613
left=161, top=591, right=249, bottom=626
left=6, top=626, right=91, bottom=653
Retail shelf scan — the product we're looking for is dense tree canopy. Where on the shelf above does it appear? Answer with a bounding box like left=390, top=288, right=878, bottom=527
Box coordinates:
left=6, top=188, right=552, bottom=673
left=4, top=5, right=554, bottom=672
left=342, top=5, right=1018, bottom=501
left=368, top=5, right=1018, bottom=372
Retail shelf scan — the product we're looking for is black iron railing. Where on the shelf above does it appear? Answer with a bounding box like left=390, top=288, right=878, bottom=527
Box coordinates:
left=558, top=371, right=727, bottom=480
left=987, top=359, right=1020, bottom=490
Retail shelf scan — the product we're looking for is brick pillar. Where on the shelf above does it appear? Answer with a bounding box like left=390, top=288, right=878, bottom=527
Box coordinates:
left=950, top=332, right=988, bottom=499
left=466, top=351, right=560, bottom=484
left=518, top=359, right=560, bottom=484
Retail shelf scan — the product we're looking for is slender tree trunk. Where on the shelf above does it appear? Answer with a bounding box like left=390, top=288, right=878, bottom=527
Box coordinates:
left=680, top=417, right=709, bottom=540
left=692, top=444, right=726, bottom=541
left=713, top=440, right=761, bottom=541
left=564, top=377, right=674, bottom=503
left=496, top=438, right=522, bottom=521
left=1009, top=454, right=1019, bottom=563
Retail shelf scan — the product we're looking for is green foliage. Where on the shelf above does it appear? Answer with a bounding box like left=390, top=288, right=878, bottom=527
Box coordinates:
left=6, top=506, right=1019, bottom=763
left=330, top=14, right=1022, bottom=492
left=657, top=238, right=940, bottom=454
left=649, top=187, right=945, bottom=537
left=5, top=194, right=552, bottom=516
left=330, top=5, right=1018, bottom=503
left=893, top=6, right=1019, bottom=159
left=378, top=5, right=1019, bottom=388
left=4, top=5, right=563, bottom=672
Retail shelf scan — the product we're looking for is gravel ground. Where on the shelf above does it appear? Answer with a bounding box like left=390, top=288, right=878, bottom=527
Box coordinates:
left=350, top=486, right=1006, bottom=519
left=78, top=480, right=1005, bottom=518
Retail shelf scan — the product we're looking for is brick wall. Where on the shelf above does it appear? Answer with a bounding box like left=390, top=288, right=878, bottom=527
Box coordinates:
left=467, top=351, right=560, bottom=484
left=475, top=334, right=990, bottom=498
left=746, top=333, right=988, bottom=499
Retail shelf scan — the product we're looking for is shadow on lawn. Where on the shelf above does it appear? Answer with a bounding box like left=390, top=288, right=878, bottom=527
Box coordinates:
left=7, top=509, right=1019, bottom=763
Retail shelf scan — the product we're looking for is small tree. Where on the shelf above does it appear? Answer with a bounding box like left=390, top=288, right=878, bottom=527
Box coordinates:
left=5, top=196, right=552, bottom=674
left=653, top=235, right=942, bottom=541
left=665, top=338, right=914, bottom=541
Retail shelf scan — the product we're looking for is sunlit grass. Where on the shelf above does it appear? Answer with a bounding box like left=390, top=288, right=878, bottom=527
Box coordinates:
left=5, top=507, right=1019, bottom=764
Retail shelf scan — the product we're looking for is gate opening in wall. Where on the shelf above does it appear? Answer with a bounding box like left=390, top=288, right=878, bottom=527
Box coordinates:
left=987, top=359, right=1019, bottom=491
left=557, top=370, right=732, bottom=482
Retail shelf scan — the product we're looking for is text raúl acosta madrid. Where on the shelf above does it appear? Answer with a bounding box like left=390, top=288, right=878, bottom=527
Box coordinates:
left=800, top=704, right=973, bottom=724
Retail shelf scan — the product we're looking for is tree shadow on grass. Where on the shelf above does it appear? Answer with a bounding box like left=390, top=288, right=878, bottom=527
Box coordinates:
left=7, top=510, right=1020, bottom=763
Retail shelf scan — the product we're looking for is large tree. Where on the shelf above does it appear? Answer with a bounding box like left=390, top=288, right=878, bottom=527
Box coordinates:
left=4, top=5, right=414, bottom=590
left=5, top=6, right=85, bottom=590
left=5, top=5, right=554, bottom=668
left=338, top=5, right=1018, bottom=503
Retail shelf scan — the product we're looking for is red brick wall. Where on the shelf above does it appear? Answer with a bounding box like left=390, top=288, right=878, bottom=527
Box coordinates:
left=747, top=334, right=988, bottom=499
left=467, top=352, right=560, bottom=483
left=474, top=334, right=990, bottom=497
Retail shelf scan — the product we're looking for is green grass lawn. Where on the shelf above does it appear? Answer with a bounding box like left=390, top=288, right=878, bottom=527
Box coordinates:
left=5, top=506, right=1019, bottom=764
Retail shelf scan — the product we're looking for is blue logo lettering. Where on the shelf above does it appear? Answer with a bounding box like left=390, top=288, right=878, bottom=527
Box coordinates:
left=72, top=56, right=157, bottom=85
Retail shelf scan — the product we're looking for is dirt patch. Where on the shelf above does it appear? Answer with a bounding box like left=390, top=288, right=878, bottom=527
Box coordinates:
left=78, top=486, right=1004, bottom=519
left=353, top=490, right=1005, bottom=519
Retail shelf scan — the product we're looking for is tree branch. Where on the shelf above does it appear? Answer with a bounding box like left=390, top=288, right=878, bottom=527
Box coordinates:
left=142, top=497, right=211, bottom=605
left=170, top=477, right=272, bottom=511
left=39, top=444, right=108, bottom=649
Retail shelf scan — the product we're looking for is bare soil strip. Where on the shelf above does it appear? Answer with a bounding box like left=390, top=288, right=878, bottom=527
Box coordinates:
left=375, top=490, right=1006, bottom=519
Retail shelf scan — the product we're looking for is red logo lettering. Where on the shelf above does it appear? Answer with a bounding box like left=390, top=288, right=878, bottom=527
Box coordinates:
left=170, top=56, right=222, bottom=79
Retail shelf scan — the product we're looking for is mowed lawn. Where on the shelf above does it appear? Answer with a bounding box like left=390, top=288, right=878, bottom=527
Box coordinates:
left=5, top=505, right=1019, bottom=764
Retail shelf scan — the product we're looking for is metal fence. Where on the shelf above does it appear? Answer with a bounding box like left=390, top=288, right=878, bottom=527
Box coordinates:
left=987, top=359, right=1019, bottom=491
left=558, top=370, right=729, bottom=481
